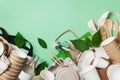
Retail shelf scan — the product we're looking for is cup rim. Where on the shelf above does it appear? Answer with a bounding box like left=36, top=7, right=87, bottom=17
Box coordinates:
left=12, top=50, right=27, bottom=59
left=101, top=37, right=115, bottom=46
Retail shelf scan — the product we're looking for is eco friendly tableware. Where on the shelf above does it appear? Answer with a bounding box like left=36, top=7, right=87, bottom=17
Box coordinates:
left=56, top=67, right=79, bottom=80
left=101, top=37, right=120, bottom=63
left=107, top=64, right=120, bottom=80
left=80, top=65, right=100, bottom=80
left=93, top=57, right=109, bottom=68
left=18, top=71, right=31, bottom=80
left=40, top=69, right=54, bottom=80
left=101, top=37, right=118, bottom=52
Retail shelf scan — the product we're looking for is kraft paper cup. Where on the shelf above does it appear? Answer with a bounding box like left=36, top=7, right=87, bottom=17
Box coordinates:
left=0, top=76, right=4, bottom=80
left=11, top=50, right=27, bottom=61
left=107, top=64, right=120, bottom=80
left=80, top=65, right=100, bottom=80
left=18, top=71, right=31, bottom=80
left=10, top=53, right=25, bottom=63
left=8, top=68, right=20, bottom=75
left=93, top=57, right=109, bottom=68
left=107, top=47, right=120, bottom=63
left=9, top=57, right=23, bottom=68
left=10, top=65, right=22, bottom=72
left=2, top=74, right=16, bottom=80
left=101, top=37, right=118, bottom=52
left=3, top=71, right=17, bottom=77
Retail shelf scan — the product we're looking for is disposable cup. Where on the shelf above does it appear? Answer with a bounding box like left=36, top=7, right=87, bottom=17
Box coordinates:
left=107, top=64, right=120, bottom=80
left=18, top=71, right=31, bottom=80
left=101, top=37, right=118, bottom=52
left=107, top=47, right=120, bottom=63
left=11, top=50, right=27, bottom=61
left=93, top=57, right=109, bottom=68
left=80, top=65, right=100, bottom=80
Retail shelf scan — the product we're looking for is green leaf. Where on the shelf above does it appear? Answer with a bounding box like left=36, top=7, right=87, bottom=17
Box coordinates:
left=70, top=39, right=89, bottom=52
left=92, top=30, right=102, bottom=47
left=85, top=38, right=93, bottom=48
left=56, top=50, right=72, bottom=59
left=80, top=32, right=92, bottom=39
left=14, top=32, right=25, bottom=48
left=38, top=38, right=47, bottom=49
left=35, top=62, right=48, bottom=76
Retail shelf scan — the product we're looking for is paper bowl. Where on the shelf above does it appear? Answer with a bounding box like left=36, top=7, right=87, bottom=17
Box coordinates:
left=107, top=64, right=120, bottom=80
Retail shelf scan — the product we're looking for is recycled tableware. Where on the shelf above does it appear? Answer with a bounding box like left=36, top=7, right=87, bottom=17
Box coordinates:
left=80, top=65, right=100, bottom=80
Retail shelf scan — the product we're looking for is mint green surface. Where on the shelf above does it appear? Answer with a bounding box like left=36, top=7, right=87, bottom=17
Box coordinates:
left=0, top=0, right=120, bottom=64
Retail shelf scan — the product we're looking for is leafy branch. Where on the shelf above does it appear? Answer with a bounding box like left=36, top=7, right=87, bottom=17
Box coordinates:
left=70, top=30, right=102, bottom=52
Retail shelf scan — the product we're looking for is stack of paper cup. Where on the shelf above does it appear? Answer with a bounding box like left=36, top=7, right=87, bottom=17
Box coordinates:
left=1, top=49, right=27, bottom=80
left=101, top=37, right=120, bottom=63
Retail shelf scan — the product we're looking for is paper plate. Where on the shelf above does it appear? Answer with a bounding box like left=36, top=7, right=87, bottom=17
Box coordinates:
left=56, top=67, right=79, bottom=80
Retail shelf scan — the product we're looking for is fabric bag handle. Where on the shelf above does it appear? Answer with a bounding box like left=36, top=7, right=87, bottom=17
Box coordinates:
left=88, top=11, right=120, bottom=33
left=55, top=29, right=79, bottom=44
left=0, top=27, right=33, bottom=57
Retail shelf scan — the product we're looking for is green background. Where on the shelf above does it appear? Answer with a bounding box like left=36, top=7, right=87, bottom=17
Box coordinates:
left=0, top=0, right=120, bottom=64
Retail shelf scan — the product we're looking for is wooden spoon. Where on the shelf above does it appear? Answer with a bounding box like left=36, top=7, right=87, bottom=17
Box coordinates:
left=104, top=19, right=113, bottom=37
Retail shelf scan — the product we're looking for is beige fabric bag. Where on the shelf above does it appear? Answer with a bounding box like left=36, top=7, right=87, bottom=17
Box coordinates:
left=55, top=29, right=81, bottom=64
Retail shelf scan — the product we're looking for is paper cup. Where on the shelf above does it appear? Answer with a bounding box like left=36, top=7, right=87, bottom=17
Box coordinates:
left=18, top=71, right=31, bottom=80
left=2, top=74, right=16, bottom=80
left=107, top=47, right=120, bottom=63
left=93, top=57, right=109, bottom=68
left=101, top=37, right=118, bottom=52
left=10, top=53, right=25, bottom=63
left=10, top=65, right=22, bottom=72
left=107, top=64, right=120, bottom=80
left=3, top=71, right=17, bottom=77
left=8, top=68, right=20, bottom=75
left=40, top=69, right=55, bottom=80
left=80, top=65, right=100, bottom=80
left=9, top=57, right=23, bottom=67
left=11, top=50, right=27, bottom=61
